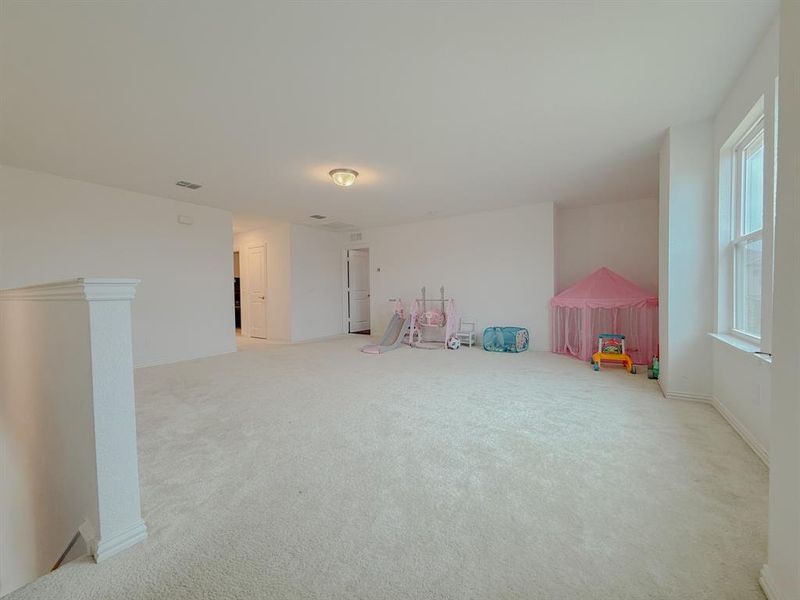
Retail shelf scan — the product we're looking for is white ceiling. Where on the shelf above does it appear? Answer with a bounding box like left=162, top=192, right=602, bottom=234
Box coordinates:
left=0, top=1, right=777, bottom=232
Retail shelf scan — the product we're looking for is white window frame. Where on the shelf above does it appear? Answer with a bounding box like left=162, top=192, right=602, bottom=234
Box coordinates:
left=730, top=117, right=765, bottom=343
left=715, top=87, right=777, bottom=355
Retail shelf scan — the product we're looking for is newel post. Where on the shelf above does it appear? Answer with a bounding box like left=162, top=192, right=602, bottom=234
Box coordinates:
left=81, top=279, right=148, bottom=560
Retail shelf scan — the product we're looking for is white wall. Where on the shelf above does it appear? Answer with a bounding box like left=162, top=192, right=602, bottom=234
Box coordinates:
left=234, top=221, right=292, bottom=342
left=0, top=297, right=95, bottom=596
left=711, top=342, right=771, bottom=462
left=235, top=223, right=345, bottom=343
left=290, top=225, right=344, bottom=342
left=351, top=203, right=555, bottom=351
left=658, top=122, right=714, bottom=400
left=763, top=3, right=800, bottom=598
left=710, top=20, right=778, bottom=464
left=0, top=165, right=236, bottom=367
left=555, top=198, right=658, bottom=295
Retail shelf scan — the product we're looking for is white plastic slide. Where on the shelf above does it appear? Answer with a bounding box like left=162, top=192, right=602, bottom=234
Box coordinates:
left=360, top=313, right=411, bottom=354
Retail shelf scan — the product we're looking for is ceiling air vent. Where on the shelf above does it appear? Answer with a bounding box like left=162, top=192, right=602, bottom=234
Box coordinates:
left=350, top=232, right=363, bottom=242
left=320, top=221, right=356, bottom=232
left=176, top=180, right=202, bottom=190
left=309, top=214, right=327, bottom=220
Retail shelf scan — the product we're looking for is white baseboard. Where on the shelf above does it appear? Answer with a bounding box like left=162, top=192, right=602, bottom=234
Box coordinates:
left=711, top=396, right=769, bottom=466
left=135, top=347, right=237, bottom=369
left=664, top=391, right=712, bottom=403
left=92, top=520, right=147, bottom=562
left=291, top=333, right=348, bottom=344
left=760, top=565, right=786, bottom=600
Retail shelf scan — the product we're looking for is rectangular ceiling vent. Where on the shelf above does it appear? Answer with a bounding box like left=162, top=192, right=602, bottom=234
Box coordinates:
left=320, top=221, right=356, bottom=232
left=309, top=214, right=327, bottom=220
left=350, top=232, right=363, bottom=242
left=176, top=180, right=202, bottom=190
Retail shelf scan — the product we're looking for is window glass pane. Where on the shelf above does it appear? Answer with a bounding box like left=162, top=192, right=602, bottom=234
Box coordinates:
left=742, top=134, right=764, bottom=235
left=735, top=238, right=762, bottom=338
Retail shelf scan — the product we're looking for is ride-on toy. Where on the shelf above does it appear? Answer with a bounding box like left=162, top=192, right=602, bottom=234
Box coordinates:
left=590, top=333, right=637, bottom=374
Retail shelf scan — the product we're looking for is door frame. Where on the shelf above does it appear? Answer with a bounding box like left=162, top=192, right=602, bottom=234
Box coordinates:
left=240, top=242, right=268, bottom=339
left=341, top=245, right=371, bottom=334
left=233, top=250, right=241, bottom=331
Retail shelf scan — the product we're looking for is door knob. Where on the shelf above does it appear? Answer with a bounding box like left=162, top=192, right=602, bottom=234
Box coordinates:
left=259, top=296, right=265, bottom=299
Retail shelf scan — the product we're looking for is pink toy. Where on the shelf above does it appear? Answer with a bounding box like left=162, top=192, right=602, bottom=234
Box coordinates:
left=421, top=310, right=445, bottom=327
left=394, top=298, right=407, bottom=318
left=360, top=299, right=410, bottom=354
left=550, top=267, right=658, bottom=365
left=408, top=286, right=458, bottom=350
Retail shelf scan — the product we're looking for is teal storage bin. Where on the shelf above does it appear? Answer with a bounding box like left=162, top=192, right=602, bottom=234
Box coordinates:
left=483, top=327, right=529, bottom=353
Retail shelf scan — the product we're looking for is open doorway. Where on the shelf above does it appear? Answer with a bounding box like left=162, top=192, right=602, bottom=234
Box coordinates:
left=233, top=252, right=241, bottom=335
left=346, top=248, right=370, bottom=335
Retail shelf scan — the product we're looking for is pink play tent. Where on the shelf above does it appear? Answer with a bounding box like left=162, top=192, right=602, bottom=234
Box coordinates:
left=551, top=267, right=658, bottom=365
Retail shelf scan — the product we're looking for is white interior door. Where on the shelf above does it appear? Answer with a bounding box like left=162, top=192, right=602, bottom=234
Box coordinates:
left=347, top=249, right=370, bottom=333
left=247, top=245, right=267, bottom=339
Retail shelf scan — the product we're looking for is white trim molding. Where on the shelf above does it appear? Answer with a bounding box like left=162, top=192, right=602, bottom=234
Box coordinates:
left=93, top=520, right=148, bottom=563
left=664, top=391, right=712, bottom=403
left=711, top=396, right=769, bottom=466
left=0, top=278, right=140, bottom=302
left=760, top=565, right=786, bottom=600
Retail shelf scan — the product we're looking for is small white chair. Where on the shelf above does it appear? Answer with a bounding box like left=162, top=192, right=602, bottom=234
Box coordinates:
left=456, top=318, right=476, bottom=347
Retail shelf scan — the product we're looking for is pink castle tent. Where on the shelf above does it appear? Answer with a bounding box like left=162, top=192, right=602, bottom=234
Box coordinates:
left=551, top=267, right=658, bottom=365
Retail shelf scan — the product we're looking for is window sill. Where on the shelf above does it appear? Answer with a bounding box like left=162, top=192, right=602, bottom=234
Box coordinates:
left=708, top=332, right=772, bottom=364
left=754, top=352, right=773, bottom=365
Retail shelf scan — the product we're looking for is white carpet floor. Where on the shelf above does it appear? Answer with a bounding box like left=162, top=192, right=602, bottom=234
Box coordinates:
left=9, top=336, right=767, bottom=599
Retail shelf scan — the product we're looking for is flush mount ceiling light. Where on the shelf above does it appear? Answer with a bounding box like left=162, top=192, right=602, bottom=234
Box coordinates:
left=329, top=168, right=359, bottom=187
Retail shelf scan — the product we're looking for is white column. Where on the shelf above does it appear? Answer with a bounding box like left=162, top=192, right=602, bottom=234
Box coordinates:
left=658, top=122, right=715, bottom=401
left=82, top=279, right=148, bottom=561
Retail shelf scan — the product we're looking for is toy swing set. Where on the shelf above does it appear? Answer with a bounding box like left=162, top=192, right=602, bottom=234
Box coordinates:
left=361, top=286, right=460, bottom=353
left=408, top=286, right=458, bottom=349
left=360, top=285, right=529, bottom=354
